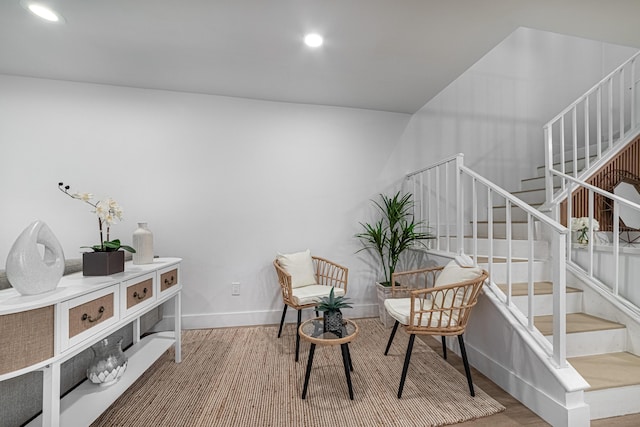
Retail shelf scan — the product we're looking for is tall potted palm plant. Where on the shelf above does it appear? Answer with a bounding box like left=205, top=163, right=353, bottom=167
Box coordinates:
left=355, top=191, right=434, bottom=326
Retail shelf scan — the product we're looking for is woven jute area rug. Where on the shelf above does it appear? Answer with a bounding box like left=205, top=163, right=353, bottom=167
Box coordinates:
left=92, top=318, right=504, bottom=426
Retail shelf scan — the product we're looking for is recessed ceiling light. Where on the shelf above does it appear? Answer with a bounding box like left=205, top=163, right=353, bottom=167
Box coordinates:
left=304, top=33, right=323, bottom=48
left=20, top=1, right=65, bottom=23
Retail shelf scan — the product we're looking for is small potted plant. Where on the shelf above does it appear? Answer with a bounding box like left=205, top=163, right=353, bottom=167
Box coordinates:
left=59, top=182, right=135, bottom=276
left=355, top=191, right=434, bottom=326
left=571, top=216, right=600, bottom=245
left=317, top=287, right=352, bottom=336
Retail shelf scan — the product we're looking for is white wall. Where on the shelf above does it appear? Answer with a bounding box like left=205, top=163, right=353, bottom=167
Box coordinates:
left=385, top=27, right=638, bottom=188
left=0, top=75, right=410, bottom=328
left=1, top=28, right=637, bottom=330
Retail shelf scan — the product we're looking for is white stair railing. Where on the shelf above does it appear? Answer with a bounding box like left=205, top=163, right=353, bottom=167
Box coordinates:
left=406, top=153, right=569, bottom=368
left=544, top=51, right=640, bottom=204
left=544, top=48, right=640, bottom=316
left=549, top=169, right=640, bottom=313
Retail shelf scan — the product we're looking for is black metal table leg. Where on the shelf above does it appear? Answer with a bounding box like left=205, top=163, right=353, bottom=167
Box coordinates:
left=345, top=343, right=353, bottom=372
left=341, top=343, right=354, bottom=400
left=301, top=343, right=316, bottom=399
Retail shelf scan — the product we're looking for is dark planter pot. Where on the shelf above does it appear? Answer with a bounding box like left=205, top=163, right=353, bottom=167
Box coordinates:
left=323, top=309, right=344, bottom=337
left=83, top=251, right=125, bottom=276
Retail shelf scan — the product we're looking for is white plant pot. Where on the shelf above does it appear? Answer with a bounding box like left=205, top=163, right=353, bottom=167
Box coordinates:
left=376, top=282, right=395, bottom=328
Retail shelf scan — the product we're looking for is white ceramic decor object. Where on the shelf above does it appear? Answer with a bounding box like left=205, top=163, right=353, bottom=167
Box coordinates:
left=6, top=220, right=65, bottom=295
left=132, top=222, right=153, bottom=264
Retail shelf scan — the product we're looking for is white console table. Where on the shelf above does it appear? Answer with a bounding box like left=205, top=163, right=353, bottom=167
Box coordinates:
left=0, top=257, right=182, bottom=427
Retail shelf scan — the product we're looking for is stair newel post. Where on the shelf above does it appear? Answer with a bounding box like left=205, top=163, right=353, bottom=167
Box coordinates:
left=588, top=189, right=595, bottom=277
left=584, top=95, right=590, bottom=170
left=572, top=106, right=578, bottom=178
left=544, top=125, right=554, bottom=206
left=632, top=58, right=637, bottom=130
left=613, top=200, right=620, bottom=296
left=455, top=154, right=464, bottom=255
left=527, top=213, right=535, bottom=330
left=566, top=181, right=574, bottom=258
left=472, top=177, right=478, bottom=260
left=552, top=231, right=568, bottom=368
left=487, top=187, right=493, bottom=282
left=506, top=199, right=512, bottom=305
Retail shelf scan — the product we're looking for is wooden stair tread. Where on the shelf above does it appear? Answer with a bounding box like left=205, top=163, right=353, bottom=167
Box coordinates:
left=476, top=220, right=528, bottom=224
left=474, top=256, right=529, bottom=263
left=492, top=203, right=542, bottom=209
left=569, top=352, right=640, bottom=391
left=534, top=313, right=625, bottom=336
left=512, top=187, right=558, bottom=195
left=497, top=281, right=581, bottom=296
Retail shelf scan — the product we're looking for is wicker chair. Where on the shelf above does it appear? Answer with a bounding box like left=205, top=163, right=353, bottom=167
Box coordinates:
left=383, top=263, right=488, bottom=398
left=273, top=252, right=348, bottom=361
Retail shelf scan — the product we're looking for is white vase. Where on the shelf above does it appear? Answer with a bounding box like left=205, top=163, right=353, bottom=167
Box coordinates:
left=5, top=220, right=65, bottom=295
left=132, top=222, right=154, bottom=265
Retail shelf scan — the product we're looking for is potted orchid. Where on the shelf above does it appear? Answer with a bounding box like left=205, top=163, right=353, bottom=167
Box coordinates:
left=570, top=217, right=600, bottom=245
left=58, top=182, right=135, bottom=276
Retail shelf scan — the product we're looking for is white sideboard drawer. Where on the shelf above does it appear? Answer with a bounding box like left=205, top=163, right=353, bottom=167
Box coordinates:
left=60, top=285, right=120, bottom=351
left=121, top=272, right=155, bottom=317
left=157, top=265, right=180, bottom=296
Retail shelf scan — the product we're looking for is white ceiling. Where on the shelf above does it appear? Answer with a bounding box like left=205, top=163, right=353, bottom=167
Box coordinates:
left=2, top=0, right=640, bottom=114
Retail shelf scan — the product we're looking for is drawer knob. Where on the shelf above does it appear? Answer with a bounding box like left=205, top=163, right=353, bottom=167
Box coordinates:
left=81, top=306, right=105, bottom=323
left=164, top=275, right=175, bottom=285
left=133, top=287, right=148, bottom=300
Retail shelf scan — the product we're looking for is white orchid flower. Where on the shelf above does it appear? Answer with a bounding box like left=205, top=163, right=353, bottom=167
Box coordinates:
left=72, top=192, right=93, bottom=202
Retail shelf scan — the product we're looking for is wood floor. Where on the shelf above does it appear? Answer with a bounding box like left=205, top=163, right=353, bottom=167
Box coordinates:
left=418, top=335, right=640, bottom=426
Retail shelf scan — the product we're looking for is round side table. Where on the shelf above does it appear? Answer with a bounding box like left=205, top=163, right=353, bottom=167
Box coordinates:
left=298, top=317, right=359, bottom=400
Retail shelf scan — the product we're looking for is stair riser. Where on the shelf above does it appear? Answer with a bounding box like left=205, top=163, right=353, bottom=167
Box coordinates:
left=545, top=328, right=627, bottom=357
left=476, top=222, right=536, bottom=240
left=585, top=384, right=640, bottom=420
left=478, top=261, right=549, bottom=283
left=510, top=293, right=582, bottom=316
left=491, top=206, right=533, bottom=222
left=520, top=175, right=561, bottom=191
left=449, top=237, right=549, bottom=259
left=536, top=156, right=595, bottom=178
left=510, top=189, right=547, bottom=205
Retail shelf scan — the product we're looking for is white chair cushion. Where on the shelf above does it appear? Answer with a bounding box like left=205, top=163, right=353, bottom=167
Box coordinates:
left=276, top=249, right=316, bottom=288
left=434, top=259, right=484, bottom=310
left=435, top=259, right=483, bottom=287
left=292, top=285, right=345, bottom=306
left=384, top=297, right=455, bottom=328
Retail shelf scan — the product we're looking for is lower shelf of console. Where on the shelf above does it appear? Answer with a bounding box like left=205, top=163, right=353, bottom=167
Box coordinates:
left=28, top=331, right=177, bottom=427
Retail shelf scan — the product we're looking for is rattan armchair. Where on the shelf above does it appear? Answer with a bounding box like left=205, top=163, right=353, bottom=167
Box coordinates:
left=274, top=253, right=348, bottom=361
left=383, top=263, right=488, bottom=398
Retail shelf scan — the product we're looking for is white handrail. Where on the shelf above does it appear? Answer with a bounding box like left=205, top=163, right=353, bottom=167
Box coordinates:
left=541, top=48, right=640, bottom=375
left=544, top=51, right=640, bottom=205
left=550, top=169, right=640, bottom=303
left=461, top=166, right=566, bottom=232
left=406, top=154, right=568, bottom=368
left=551, top=170, right=640, bottom=212
left=547, top=51, right=640, bottom=126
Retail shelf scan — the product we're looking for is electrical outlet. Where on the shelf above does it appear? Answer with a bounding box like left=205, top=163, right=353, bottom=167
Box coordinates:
left=232, top=282, right=240, bottom=296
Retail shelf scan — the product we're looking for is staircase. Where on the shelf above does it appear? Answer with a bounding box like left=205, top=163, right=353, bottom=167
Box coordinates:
left=478, top=157, right=640, bottom=421
left=404, top=50, right=640, bottom=426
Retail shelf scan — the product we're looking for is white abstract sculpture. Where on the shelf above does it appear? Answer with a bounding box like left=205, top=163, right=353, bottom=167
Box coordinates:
left=6, top=220, right=65, bottom=296
left=614, top=182, right=640, bottom=229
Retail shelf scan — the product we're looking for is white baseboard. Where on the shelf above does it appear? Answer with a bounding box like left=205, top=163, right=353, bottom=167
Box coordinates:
left=466, top=343, right=590, bottom=427
left=153, top=303, right=379, bottom=330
